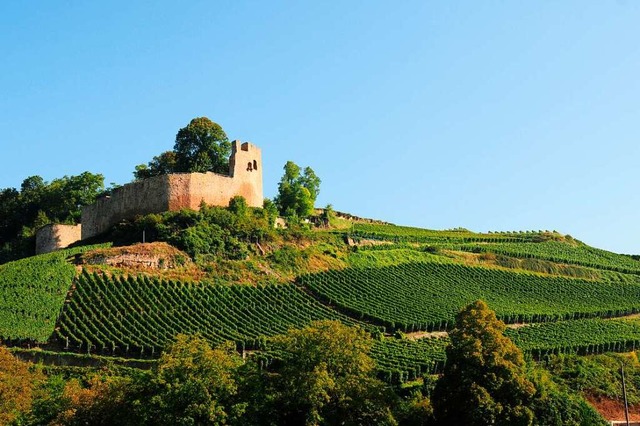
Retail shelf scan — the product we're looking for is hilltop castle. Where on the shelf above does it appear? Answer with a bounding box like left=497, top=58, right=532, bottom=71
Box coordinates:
left=36, top=140, right=263, bottom=254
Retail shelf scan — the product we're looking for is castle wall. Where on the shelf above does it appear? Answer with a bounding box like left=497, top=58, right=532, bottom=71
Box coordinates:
left=80, top=141, right=263, bottom=240
left=35, top=224, right=82, bottom=254
left=81, top=175, right=171, bottom=240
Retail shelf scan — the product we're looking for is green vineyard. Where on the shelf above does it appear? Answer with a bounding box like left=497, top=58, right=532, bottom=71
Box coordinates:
left=0, top=246, right=98, bottom=342
left=371, top=337, right=448, bottom=383
left=350, top=223, right=542, bottom=244
left=3, top=219, right=640, bottom=384
left=368, top=318, right=640, bottom=382
left=300, top=261, right=640, bottom=332
left=455, top=241, right=640, bottom=274
left=57, top=271, right=360, bottom=355
left=506, top=318, right=640, bottom=356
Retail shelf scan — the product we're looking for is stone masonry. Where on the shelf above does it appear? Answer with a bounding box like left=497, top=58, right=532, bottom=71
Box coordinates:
left=35, top=224, right=82, bottom=254
left=35, top=140, right=263, bottom=253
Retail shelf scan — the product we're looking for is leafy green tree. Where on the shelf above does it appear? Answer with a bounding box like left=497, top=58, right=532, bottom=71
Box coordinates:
left=274, top=161, right=321, bottom=219
left=262, top=198, right=279, bottom=227
left=133, top=117, right=231, bottom=180
left=144, top=334, right=246, bottom=425
left=432, top=300, right=536, bottom=426
left=134, top=151, right=178, bottom=180
left=527, top=367, right=607, bottom=426
left=265, top=320, right=396, bottom=426
left=0, top=172, right=104, bottom=262
left=174, top=117, right=231, bottom=174
left=0, top=188, right=21, bottom=243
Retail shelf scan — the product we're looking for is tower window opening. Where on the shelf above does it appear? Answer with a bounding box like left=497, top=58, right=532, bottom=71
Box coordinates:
left=253, top=160, right=258, bottom=171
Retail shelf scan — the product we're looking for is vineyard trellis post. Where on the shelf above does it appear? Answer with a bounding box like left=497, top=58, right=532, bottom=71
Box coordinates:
left=621, top=361, right=630, bottom=426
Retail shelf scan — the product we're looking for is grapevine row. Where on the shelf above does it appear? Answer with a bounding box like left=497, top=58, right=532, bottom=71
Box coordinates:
left=0, top=245, right=104, bottom=342
left=300, top=262, right=640, bottom=332
left=57, top=271, right=361, bottom=356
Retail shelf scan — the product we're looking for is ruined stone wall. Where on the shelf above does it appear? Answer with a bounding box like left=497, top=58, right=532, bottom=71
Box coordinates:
left=81, top=175, right=171, bottom=240
left=228, top=141, right=263, bottom=207
left=36, top=224, right=82, bottom=254
left=80, top=141, right=263, bottom=240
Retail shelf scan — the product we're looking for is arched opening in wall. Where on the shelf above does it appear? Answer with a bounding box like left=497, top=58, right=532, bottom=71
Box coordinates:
left=253, top=160, right=258, bottom=171
left=247, top=162, right=253, bottom=171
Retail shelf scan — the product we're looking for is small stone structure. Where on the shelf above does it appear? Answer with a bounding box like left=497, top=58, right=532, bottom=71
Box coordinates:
left=35, top=224, right=82, bottom=254
left=35, top=140, right=263, bottom=254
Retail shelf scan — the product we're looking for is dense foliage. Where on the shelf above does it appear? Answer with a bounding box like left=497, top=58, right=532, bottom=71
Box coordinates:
left=111, top=197, right=276, bottom=259
left=274, top=161, right=321, bottom=219
left=134, top=117, right=231, bottom=179
left=432, top=301, right=606, bottom=426
left=4, top=322, right=404, bottom=426
left=433, top=300, right=537, bottom=425
left=260, top=321, right=395, bottom=425
left=0, top=172, right=104, bottom=262
left=0, top=346, right=45, bottom=425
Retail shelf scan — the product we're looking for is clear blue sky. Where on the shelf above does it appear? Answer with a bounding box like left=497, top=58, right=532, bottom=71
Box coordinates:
left=1, top=1, right=639, bottom=253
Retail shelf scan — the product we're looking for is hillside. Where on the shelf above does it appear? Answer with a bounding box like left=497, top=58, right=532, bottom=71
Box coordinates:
left=2, top=217, right=640, bottom=385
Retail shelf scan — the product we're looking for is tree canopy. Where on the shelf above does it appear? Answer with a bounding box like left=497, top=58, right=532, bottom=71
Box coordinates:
left=0, top=347, right=45, bottom=425
left=274, top=161, right=321, bottom=219
left=0, top=172, right=104, bottom=263
left=144, top=334, right=245, bottom=425
left=432, top=300, right=536, bottom=426
left=264, top=320, right=395, bottom=426
left=134, top=117, right=231, bottom=180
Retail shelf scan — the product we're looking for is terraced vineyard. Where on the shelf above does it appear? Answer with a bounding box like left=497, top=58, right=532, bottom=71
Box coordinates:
left=0, top=246, right=103, bottom=342
left=3, top=219, right=640, bottom=385
left=367, top=318, right=640, bottom=382
left=371, top=337, right=448, bottom=382
left=455, top=241, right=640, bottom=274
left=350, top=223, right=543, bottom=244
left=300, top=262, right=640, bottom=332
left=57, top=271, right=361, bottom=355
left=506, top=318, right=640, bottom=357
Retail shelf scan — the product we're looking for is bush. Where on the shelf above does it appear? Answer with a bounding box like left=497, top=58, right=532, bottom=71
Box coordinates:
left=108, top=197, right=274, bottom=260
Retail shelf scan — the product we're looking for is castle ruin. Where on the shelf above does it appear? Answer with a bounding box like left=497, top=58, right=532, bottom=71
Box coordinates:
left=36, top=140, right=263, bottom=254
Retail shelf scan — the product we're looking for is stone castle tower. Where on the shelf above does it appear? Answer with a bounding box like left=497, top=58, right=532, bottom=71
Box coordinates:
left=36, top=140, right=263, bottom=253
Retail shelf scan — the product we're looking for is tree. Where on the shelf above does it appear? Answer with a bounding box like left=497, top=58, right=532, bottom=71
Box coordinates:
left=143, top=334, right=246, bottom=425
left=266, top=320, right=396, bottom=426
left=0, top=346, right=45, bottom=424
left=133, top=118, right=231, bottom=180
left=174, top=117, right=231, bottom=174
left=0, top=172, right=104, bottom=263
left=432, top=300, right=536, bottom=426
left=274, top=161, right=321, bottom=219
left=134, top=151, right=178, bottom=180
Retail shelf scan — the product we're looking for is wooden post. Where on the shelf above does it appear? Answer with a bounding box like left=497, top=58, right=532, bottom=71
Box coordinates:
left=622, top=362, right=630, bottom=426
